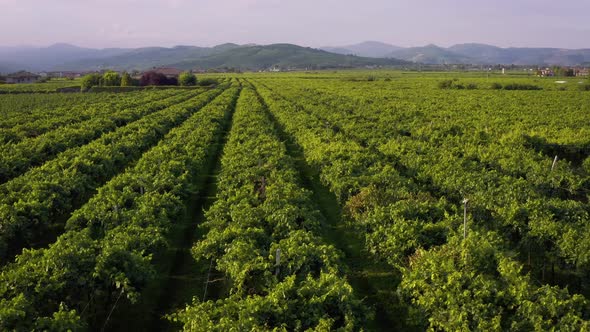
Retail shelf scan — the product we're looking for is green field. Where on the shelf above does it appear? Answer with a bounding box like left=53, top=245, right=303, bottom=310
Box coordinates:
left=0, top=71, right=589, bottom=331
left=0, top=79, right=82, bottom=93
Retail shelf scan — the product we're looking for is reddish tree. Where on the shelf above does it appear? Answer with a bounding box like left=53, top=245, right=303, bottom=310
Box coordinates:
left=139, top=71, right=178, bottom=86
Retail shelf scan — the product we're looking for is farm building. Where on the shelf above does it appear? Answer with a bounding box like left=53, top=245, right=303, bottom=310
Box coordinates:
left=150, top=67, right=183, bottom=78
left=6, top=71, right=41, bottom=84
left=537, top=68, right=554, bottom=77
left=575, top=68, right=589, bottom=77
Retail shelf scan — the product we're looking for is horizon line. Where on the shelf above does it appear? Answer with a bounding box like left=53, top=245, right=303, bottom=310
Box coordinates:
left=1, top=41, right=589, bottom=51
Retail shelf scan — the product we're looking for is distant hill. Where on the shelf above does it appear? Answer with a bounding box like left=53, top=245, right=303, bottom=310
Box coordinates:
left=168, top=43, right=408, bottom=70
left=322, top=42, right=590, bottom=66
left=2, top=41, right=590, bottom=73
left=447, top=43, right=507, bottom=62
left=0, top=43, right=130, bottom=72
left=0, top=43, right=407, bottom=72
left=321, top=41, right=404, bottom=58
left=447, top=43, right=590, bottom=65
left=386, top=44, right=473, bottom=64
left=56, top=44, right=241, bottom=71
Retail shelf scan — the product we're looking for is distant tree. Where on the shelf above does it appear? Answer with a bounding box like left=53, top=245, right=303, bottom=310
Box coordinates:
left=551, top=66, right=574, bottom=77
left=80, top=73, right=101, bottom=91
left=178, top=72, right=197, bottom=86
left=120, top=72, right=132, bottom=87
left=100, top=71, right=121, bottom=86
left=140, top=71, right=177, bottom=86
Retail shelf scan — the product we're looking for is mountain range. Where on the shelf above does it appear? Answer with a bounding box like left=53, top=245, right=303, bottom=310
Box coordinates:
left=321, top=41, right=404, bottom=58
left=1, top=41, right=589, bottom=73
left=321, top=42, right=590, bottom=66
left=0, top=43, right=408, bottom=73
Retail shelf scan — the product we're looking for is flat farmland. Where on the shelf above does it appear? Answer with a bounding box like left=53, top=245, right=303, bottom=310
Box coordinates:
left=0, top=72, right=588, bottom=331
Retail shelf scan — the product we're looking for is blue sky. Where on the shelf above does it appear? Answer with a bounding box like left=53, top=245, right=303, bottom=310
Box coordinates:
left=1, top=0, right=589, bottom=48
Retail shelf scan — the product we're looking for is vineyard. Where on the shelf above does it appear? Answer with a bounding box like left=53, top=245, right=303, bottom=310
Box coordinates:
left=0, top=72, right=589, bottom=331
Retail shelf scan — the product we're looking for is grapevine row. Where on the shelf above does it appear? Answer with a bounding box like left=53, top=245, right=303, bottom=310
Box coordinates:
left=0, top=84, right=241, bottom=331
left=0, top=89, right=202, bottom=183
left=252, top=80, right=589, bottom=330
left=169, top=85, right=366, bottom=331
left=260, top=79, right=590, bottom=278
left=0, top=85, right=227, bottom=262
left=0, top=89, right=184, bottom=144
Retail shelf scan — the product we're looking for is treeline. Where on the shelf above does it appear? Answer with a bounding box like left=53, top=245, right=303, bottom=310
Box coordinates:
left=81, top=71, right=216, bottom=91
left=438, top=79, right=543, bottom=91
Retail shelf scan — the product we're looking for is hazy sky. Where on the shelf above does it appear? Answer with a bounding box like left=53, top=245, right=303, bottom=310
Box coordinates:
left=1, top=0, right=589, bottom=49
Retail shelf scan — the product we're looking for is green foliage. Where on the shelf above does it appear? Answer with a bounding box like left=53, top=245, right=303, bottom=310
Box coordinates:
left=251, top=73, right=590, bottom=329
left=400, top=232, right=588, bottom=331
left=0, top=89, right=222, bottom=259
left=80, top=73, right=101, bottom=91
left=197, top=78, right=218, bottom=86
left=120, top=72, right=133, bottom=86
left=178, top=72, right=197, bottom=86
left=100, top=71, right=121, bottom=86
left=491, top=82, right=503, bottom=89
left=173, top=86, right=366, bottom=330
left=503, top=83, right=542, bottom=90
left=438, top=79, right=454, bottom=89
left=1, top=73, right=589, bottom=330
left=439, top=80, right=479, bottom=90
left=0, top=84, right=236, bottom=329
left=34, top=303, right=85, bottom=331
left=0, top=89, right=191, bottom=184
left=171, top=273, right=362, bottom=331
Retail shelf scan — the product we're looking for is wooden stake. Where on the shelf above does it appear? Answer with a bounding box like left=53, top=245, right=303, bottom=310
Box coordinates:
left=202, top=258, right=213, bottom=301
left=551, top=155, right=558, bottom=171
